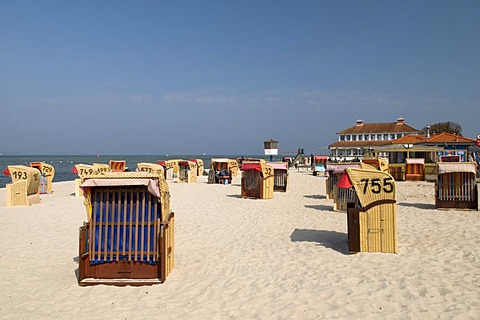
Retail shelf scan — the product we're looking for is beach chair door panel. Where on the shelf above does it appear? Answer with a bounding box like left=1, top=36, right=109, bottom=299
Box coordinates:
left=242, top=171, right=260, bottom=198
left=347, top=206, right=360, bottom=253
left=79, top=186, right=164, bottom=285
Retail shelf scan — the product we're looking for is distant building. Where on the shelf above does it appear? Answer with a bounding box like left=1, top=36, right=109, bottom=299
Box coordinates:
left=329, top=118, right=420, bottom=160
left=406, top=132, right=476, bottom=162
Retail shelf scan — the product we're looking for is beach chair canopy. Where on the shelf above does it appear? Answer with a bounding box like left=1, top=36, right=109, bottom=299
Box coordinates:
left=314, top=156, right=328, bottom=163
left=74, top=164, right=99, bottom=178
left=93, top=163, right=111, bottom=173
left=81, top=172, right=170, bottom=223
left=267, top=162, right=288, bottom=171
left=241, top=162, right=263, bottom=171
left=405, top=158, right=425, bottom=165
left=30, top=162, right=55, bottom=176
left=437, top=162, right=476, bottom=175
left=329, top=163, right=362, bottom=175
left=7, top=165, right=41, bottom=195
left=157, top=160, right=175, bottom=169
left=137, top=162, right=165, bottom=177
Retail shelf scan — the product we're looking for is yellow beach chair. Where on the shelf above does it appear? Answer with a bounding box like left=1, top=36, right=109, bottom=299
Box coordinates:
left=78, top=172, right=174, bottom=286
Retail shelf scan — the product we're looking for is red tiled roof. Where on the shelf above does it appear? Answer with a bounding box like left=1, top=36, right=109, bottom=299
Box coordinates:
left=425, top=132, right=476, bottom=144
left=390, top=134, right=427, bottom=144
left=337, top=121, right=420, bottom=134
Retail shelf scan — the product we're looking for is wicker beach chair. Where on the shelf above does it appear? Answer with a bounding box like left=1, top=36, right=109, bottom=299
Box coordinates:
left=4, top=165, right=41, bottom=206
left=267, top=162, right=289, bottom=192
left=313, top=156, right=328, bottom=176
left=78, top=172, right=174, bottom=286
left=208, top=158, right=233, bottom=184
left=339, top=168, right=397, bottom=253
left=30, top=162, right=55, bottom=194
left=435, top=162, right=478, bottom=210
left=241, top=160, right=274, bottom=199
left=178, top=160, right=198, bottom=183
left=405, top=158, right=425, bottom=181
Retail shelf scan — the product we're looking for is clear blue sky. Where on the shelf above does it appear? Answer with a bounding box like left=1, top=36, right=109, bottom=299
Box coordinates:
left=1, top=1, right=479, bottom=155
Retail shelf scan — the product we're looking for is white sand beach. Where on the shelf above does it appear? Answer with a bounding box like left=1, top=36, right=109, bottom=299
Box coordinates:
left=0, top=171, right=479, bottom=319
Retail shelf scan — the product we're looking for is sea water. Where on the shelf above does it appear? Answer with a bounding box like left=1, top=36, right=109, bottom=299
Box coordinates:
left=0, top=154, right=266, bottom=189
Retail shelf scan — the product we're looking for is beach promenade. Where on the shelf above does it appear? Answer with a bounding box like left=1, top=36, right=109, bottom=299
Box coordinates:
left=0, top=171, right=478, bottom=319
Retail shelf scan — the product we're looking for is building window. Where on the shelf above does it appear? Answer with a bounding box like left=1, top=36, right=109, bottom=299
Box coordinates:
left=390, top=134, right=396, bottom=140
left=352, top=135, right=357, bottom=141
left=377, top=134, right=382, bottom=140
left=383, top=134, right=389, bottom=140
left=339, top=135, right=345, bottom=141
left=397, top=133, right=402, bottom=139
left=346, top=135, right=351, bottom=141
left=358, top=134, right=363, bottom=141
left=365, top=135, right=370, bottom=141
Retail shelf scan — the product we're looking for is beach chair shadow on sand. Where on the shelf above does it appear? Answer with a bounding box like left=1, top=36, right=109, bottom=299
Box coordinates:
left=290, top=229, right=349, bottom=254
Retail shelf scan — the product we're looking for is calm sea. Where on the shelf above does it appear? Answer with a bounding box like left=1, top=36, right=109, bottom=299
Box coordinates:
left=0, top=154, right=268, bottom=189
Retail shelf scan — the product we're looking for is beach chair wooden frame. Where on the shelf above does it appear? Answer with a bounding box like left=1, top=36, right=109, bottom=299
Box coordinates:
left=78, top=172, right=174, bottom=286
left=268, top=162, right=289, bottom=192
left=5, top=165, right=41, bottom=207
left=435, top=162, right=478, bottom=210
left=405, top=158, right=425, bottom=181
left=241, top=161, right=274, bottom=199
left=341, top=168, right=398, bottom=254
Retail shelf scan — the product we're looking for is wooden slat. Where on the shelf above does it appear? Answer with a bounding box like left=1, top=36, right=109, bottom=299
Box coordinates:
left=140, top=189, right=146, bottom=262
left=86, top=184, right=165, bottom=264
left=134, top=187, right=140, bottom=261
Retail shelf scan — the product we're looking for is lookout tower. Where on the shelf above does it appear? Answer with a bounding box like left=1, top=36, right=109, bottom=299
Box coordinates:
left=263, top=139, right=279, bottom=161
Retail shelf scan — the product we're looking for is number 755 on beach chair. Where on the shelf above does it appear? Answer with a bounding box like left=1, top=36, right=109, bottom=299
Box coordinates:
left=78, top=172, right=174, bottom=286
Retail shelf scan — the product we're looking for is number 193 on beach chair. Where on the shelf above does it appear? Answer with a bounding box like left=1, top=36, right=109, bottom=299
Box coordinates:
left=78, top=172, right=174, bottom=286
left=4, top=165, right=41, bottom=207
left=338, top=168, right=398, bottom=254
